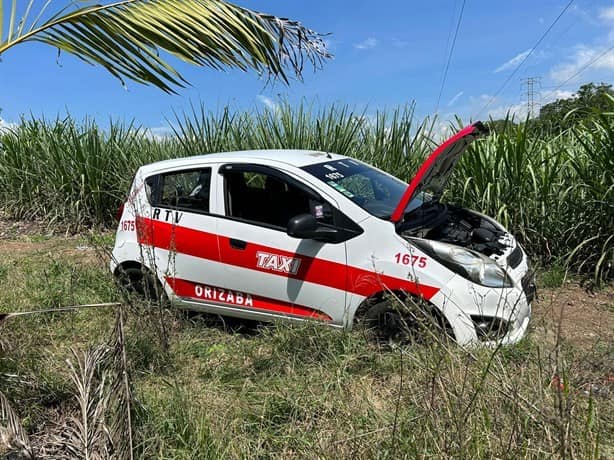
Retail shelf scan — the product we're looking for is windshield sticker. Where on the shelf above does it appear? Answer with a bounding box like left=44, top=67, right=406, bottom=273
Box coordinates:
left=314, top=205, right=324, bottom=219
left=324, top=171, right=345, bottom=181
left=327, top=181, right=354, bottom=198
left=301, top=159, right=407, bottom=218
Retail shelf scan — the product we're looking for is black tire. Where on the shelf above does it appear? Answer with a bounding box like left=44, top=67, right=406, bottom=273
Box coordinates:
left=363, top=299, right=450, bottom=345
left=116, top=266, right=166, bottom=305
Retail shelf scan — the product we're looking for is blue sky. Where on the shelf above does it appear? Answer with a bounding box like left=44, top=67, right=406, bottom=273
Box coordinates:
left=1, top=0, right=613, bottom=133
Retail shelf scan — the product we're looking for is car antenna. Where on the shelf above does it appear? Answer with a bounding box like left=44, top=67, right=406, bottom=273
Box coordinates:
left=326, top=152, right=332, bottom=159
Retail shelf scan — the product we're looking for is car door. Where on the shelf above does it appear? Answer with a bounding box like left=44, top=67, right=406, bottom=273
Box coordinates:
left=215, top=163, right=350, bottom=325
left=137, top=166, right=229, bottom=304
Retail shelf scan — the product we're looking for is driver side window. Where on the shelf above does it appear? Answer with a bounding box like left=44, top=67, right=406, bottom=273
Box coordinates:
left=224, top=168, right=333, bottom=229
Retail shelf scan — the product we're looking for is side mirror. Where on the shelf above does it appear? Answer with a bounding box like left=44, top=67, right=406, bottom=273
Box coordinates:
left=287, top=214, right=339, bottom=242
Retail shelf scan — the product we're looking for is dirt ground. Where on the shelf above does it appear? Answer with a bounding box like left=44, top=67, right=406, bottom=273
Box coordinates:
left=534, top=284, right=613, bottom=349
left=0, top=212, right=57, bottom=239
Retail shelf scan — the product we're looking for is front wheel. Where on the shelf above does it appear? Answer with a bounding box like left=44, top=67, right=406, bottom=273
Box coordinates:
left=363, top=299, right=452, bottom=345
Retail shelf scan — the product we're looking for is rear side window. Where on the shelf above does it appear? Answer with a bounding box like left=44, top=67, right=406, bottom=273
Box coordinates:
left=147, top=168, right=211, bottom=213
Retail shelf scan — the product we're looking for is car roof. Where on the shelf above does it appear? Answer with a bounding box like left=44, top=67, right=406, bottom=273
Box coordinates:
left=138, top=149, right=349, bottom=174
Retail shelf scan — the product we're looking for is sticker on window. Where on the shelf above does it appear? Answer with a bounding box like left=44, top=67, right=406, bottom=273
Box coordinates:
left=324, top=172, right=345, bottom=181
left=314, top=205, right=324, bottom=219
left=327, top=181, right=355, bottom=198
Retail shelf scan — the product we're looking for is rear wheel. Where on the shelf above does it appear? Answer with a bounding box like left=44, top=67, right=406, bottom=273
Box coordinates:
left=116, top=265, right=171, bottom=351
left=116, top=266, right=167, bottom=305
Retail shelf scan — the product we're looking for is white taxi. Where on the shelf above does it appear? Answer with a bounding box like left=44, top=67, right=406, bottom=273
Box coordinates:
left=111, top=122, right=535, bottom=346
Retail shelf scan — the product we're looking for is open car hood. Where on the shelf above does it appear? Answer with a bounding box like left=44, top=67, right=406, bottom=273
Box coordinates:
left=390, top=121, right=489, bottom=223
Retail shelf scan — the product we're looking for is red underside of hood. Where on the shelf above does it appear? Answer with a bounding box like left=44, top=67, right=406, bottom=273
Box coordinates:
left=390, top=121, right=489, bottom=224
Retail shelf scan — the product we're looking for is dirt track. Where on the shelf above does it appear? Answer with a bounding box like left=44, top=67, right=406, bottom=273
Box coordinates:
left=534, top=285, right=613, bottom=348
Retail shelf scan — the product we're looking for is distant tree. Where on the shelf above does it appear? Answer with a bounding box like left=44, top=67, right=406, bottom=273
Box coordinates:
left=536, top=82, right=614, bottom=132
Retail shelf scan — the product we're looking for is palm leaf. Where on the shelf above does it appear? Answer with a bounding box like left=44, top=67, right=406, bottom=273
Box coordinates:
left=105, top=306, right=133, bottom=460
left=64, top=346, right=111, bottom=460
left=0, top=0, right=330, bottom=93
left=0, top=390, right=34, bottom=458
left=37, top=309, right=133, bottom=459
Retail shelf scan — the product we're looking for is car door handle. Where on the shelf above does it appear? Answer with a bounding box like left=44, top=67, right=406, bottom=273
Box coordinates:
left=229, top=238, right=247, bottom=250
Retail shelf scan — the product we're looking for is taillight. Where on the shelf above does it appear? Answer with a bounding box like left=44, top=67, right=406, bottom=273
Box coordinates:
left=116, top=201, right=125, bottom=221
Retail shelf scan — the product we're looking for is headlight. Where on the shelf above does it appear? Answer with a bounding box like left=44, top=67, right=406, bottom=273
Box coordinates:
left=411, top=239, right=513, bottom=288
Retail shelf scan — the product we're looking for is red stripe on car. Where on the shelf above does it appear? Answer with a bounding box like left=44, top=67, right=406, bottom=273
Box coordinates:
left=166, top=276, right=332, bottom=321
left=137, top=216, right=439, bottom=300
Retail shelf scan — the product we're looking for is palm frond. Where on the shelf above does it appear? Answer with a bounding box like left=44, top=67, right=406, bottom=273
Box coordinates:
left=0, top=390, right=34, bottom=459
left=34, top=308, right=134, bottom=458
left=64, top=346, right=111, bottom=460
left=105, top=307, right=133, bottom=460
left=0, top=0, right=331, bottom=93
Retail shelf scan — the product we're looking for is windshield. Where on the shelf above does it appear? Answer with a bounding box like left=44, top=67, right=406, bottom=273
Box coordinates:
left=302, top=159, right=426, bottom=219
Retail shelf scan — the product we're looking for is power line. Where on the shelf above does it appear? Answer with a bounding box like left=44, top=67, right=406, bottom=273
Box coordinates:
left=435, top=0, right=459, bottom=111
left=547, top=0, right=597, bottom=46
left=439, top=0, right=459, bottom=88
left=542, top=45, right=614, bottom=105
left=475, top=0, right=574, bottom=119
left=434, top=0, right=466, bottom=114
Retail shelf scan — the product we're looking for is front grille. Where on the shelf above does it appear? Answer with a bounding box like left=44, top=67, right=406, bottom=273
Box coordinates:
left=521, top=272, right=537, bottom=304
left=507, top=245, right=523, bottom=268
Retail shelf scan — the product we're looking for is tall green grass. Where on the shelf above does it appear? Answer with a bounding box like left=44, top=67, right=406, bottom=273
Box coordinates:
left=450, top=116, right=613, bottom=282
left=0, top=117, right=174, bottom=227
left=0, top=103, right=611, bottom=281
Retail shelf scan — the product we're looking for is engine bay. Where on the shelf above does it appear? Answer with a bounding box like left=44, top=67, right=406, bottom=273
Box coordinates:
left=399, top=203, right=512, bottom=257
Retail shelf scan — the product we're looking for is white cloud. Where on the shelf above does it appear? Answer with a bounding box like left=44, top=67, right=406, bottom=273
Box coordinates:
left=256, top=94, right=279, bottom=112
left=447, top=91, right=464, bottom=107
left=446, top=88, right=577, bottom=124
left=481, top=92, right=576, bottom=119
left=486, top=102, right=529, bottom=120
left=540, top=89, right=574, bottom=106
left=569, top=4, right=595, bottom=25
left=494, top=49, right=532, bottom=73
left=353, top=114, right=378, bottom=128
left=550, top=45, right=614, bottom=83
left=354, top=37, right=378, bottom=50
left=144, top=125, right=173, bottom=140
left=463, top=94, right=530, bottom=120
left=599, top=6, right=614, bottom=22
left=0, top=118, right=16, bottom=133
left=545, top=89, right=574, bottom=99
left=432, top=119, right=455, bottom=141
